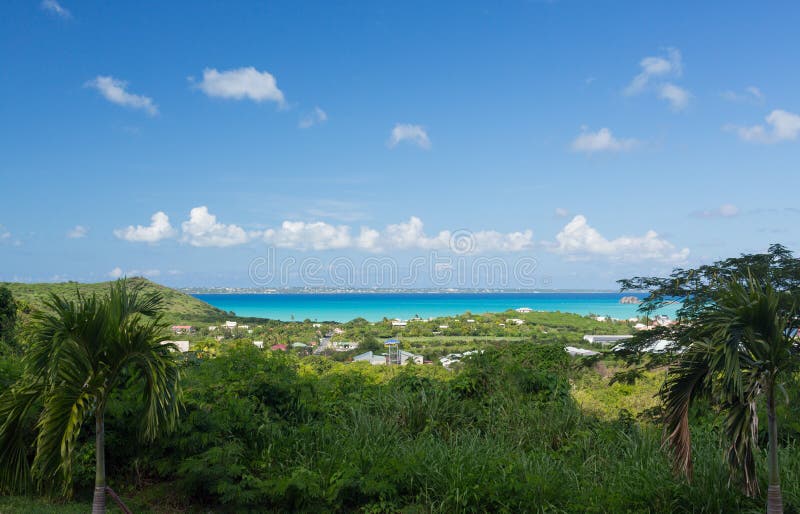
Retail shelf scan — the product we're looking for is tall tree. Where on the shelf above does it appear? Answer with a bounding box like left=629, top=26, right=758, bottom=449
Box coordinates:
left=0, top=279, right=182, bottom=513
left=661, top=277, right=798, bottom=513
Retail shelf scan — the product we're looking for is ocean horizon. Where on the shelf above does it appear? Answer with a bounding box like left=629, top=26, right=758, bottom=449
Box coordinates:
left=193, top=292, right=678, bottom=323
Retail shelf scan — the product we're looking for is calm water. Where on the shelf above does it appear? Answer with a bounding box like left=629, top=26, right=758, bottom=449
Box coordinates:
left=193, top=292, right=677, bottom=322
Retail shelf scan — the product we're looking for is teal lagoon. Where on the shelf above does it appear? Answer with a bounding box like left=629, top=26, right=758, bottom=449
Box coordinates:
left=193, top=292, right=678, bottom=323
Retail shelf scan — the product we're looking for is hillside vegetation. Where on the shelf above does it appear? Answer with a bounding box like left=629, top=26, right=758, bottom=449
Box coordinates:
left=0, top=278, right=230, bottom=324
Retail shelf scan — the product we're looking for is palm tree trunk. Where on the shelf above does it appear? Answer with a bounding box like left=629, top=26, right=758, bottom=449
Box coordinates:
left=767, top=383, right=783, bottom=514
left=92, top=413, right=106, bottom=514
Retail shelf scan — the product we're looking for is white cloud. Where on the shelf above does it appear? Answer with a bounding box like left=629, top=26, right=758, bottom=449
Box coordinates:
left=66, top=225, right=88, bottom=239
left=194, top=67, right=285, bottom=106
left=571, top=127, right=637, bottom=153
left=181, top=206, right=250, bottom=247
left=625, top=48, right=682, bottom=95
left=548, top=215, right=689, bottom=263
left=726, top=109, right=800, bottom=144
left=108, top=267, right=160, bottom=279
left=624, top=48, right=690, bottom=110
left=41, top=0, right=71, bottom=18
left=388, top=124, right=431, bottom=149
left=690, top=204, right=740, bottom=219
left=114, top=211, right=176, bottom=243
left=0, top=226, right=10, bottom=241
left=259, top=216, right=532, bottom=254
left=263, top=221, right=352, bottom=250
left=722, top=86, right=764, bottom=104
left=658, top=83, right=691, bottom=111
left=299, top=107, right=327, bottom=128
left=85, top=76, right=158, bottom=116
left=554, top=208, right=570, bottom=218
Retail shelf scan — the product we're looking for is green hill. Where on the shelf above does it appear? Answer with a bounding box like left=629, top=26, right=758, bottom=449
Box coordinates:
left=1, top=277, right=231, bottom=324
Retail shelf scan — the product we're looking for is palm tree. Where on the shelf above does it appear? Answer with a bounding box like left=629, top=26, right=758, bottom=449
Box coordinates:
left=662, top=276, right=798, bottom=513
left=0, top=279, right=181, bottom=513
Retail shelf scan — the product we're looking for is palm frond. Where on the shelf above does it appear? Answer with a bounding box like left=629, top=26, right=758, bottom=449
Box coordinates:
left=660, top=343, right=711, bottom=480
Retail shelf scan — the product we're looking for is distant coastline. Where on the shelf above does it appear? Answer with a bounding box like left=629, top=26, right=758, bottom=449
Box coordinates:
left=181, top=287, right=640, bottom=295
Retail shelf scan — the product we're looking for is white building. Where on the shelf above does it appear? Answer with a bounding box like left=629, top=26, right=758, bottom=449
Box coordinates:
left=565, top=346, right=600, bottom=357
left=391, top=319, right=407, bottom=327
left=506, top=318, right=525, bottom=325
left=225, top=321, right=238, bottom=329
left=253, top=341, right=264, bottom=349
left=353, top=351, right=389, bottom=365
left=583, top=334, right=633, bottom=345
left=515, top=307, right=533, bottom=313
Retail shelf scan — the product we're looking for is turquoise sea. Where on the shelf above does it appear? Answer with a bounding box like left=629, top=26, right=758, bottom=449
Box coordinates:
left=193, top=292, right=678, bottom=323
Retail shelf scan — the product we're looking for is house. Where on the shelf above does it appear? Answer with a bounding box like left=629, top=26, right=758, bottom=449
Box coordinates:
left=399, top=350, right=423, bottom=365
left=391, top=319, right=407, bottom=327
left=291, top=342, right=309, bottom=349
left=353, top=349, right=423, bottom=366
left=333, top=327, right=345, bottom=335
left=594, top=316, right=609, bottom=322
left=466, top=319, right=475, bottom=323
left=353, top=351, right=388, bottom=365
left=208, top=326, right=218, bottom=332
left=440, top=350, right=482, bottom=369
left=312, top=323, right=322, bottom=328
left=506, top=318, right=525, bottom=325
left=439, top=325, right=449, bottom=329
left=225, top=321, right=238, bottom=329
left=253, top=340, right=264, bottom=349
left=161, top=340, right=190, bottom=353
left=613, top=339, right=675, bottom=354
left=240, top=325, right=250, bottom=330
left=270, top=343, right=287, bottom=351
left=565, top=346, right=600, bottom=357
left=583, top=335, right=633, bottom=345
left=515, top=307, right=533, bottom=313
left=171, top=325, right=194, bottom=335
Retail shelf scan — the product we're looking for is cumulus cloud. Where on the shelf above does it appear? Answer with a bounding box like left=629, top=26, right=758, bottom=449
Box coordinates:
left=571, top=127, right=638, bottom=153
left=388, top=124, right=431, bottom=149
left=263, top=221, right=352, bottom=250
left=261, top=217, right=533, bottom=254
left=690, top=204, right=740, bottom=219
left=41, top=0, right=71, bottom=18
left=114, top=208, right=533, bottom=254
left=85, top=76, right=158, bottom=116
left=114, top=212, right=176, bottom=243
left=181, top=206, right=251, bottom=247
left=547, top=215, right=689, bottom=263
left=658, top=83, right=691, bottom=111
left=67, top=225, right=88, bottom=239
left=624, top=48, right=690, bottom=111
left=725, top=109, right=800, bottom=144
left=194, top=67, right=285, bottom=106
left=625, top=48, right=682, bottom=94
left=108, top=267, right=160, bottom=279
left=299, top=107, right=327, bottom=128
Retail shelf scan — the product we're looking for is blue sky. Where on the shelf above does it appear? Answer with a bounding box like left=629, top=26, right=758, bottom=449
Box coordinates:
left=1, top=0, right=799, bottom=289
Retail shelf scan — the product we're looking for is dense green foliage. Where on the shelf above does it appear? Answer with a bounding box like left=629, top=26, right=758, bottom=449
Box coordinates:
left=4, top=343, right=797, bottom=513
left=0, top=280, right=182, bottom=513
left=1, top=278, right=229, bottom=324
